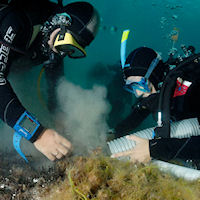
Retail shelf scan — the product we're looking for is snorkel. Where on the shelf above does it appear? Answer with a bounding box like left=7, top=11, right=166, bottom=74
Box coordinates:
left=120, top=30, right=150, bottom=97
left=120, top=30, right=142, bottom=97
left=120, top=29, right=130, bottom=69
left=120, top=30, right=161, bottom=97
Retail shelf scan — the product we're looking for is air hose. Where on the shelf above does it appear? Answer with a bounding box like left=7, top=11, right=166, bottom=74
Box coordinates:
left=108, top=118, right=200, bottom=180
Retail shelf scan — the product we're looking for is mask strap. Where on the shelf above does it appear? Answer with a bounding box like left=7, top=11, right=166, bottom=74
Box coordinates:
left=120, top=30, right=130, bottom=69
left=144, top=53, right=162, bottom=80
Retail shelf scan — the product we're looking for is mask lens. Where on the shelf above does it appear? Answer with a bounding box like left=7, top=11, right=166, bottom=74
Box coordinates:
left=124, top=80, right=150, bottom=97
left=56, top=44, right=85, bottom=58
left=124, top=84, right=141, bottom=98
left=54, top=33, right=86, bottom=58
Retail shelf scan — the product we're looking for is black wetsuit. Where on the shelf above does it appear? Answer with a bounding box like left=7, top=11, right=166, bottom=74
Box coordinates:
left=115, top=77, right=200, bottom=161
left=0, top=0, right=64, bottom=142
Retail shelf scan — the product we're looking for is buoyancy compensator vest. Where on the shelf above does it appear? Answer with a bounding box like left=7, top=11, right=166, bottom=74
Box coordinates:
left=154, top=46, right=200, bottom=138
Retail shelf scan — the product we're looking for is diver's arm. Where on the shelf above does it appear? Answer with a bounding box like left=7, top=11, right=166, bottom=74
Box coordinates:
left=111, top=135, right=200, bottom=164
left=0, top=11, right=72, bottom=161
left=149, top=136, right=200, bottom=160
left=114, top=94, right=159, bottom=138
left=114, top=106, right=150, bottom=138
left=0, top=11, right=45, bottom=142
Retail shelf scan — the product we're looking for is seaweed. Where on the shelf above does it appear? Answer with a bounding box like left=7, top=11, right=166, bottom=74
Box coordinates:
left=0, top=152, right=200, bottom=200
left=37, top=155, right=200, bottom=200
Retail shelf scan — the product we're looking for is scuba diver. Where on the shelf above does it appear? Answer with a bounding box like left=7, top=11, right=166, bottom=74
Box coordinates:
left=112, top=30, right=200, bottom=163
left=0, top=0, right=100, bottom=161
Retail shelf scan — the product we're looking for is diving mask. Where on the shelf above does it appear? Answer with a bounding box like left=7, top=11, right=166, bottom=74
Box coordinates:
left=124, top=78, right=150, bottom=97
left=53, top=27, right=86, bottom=58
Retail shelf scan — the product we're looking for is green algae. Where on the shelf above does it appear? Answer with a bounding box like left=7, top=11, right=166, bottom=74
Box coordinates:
left=38, top=155, right=200, bottom=200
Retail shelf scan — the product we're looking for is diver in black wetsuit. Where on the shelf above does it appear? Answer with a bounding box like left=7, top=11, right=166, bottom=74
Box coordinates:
left=0, top=0, right=99, bottom=161
left=112, top=45, right=200, bottom=163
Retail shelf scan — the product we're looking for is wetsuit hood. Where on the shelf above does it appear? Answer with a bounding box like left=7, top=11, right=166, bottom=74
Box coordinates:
left=124, top=47, right=168, bottom=90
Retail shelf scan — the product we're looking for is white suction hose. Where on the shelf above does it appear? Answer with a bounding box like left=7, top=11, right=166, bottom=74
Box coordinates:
left=108, top=118, right=200, bottom=181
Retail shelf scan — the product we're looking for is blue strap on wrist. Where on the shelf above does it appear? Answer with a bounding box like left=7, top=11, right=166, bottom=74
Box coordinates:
left=13, top=111, right=40, bottom=162
left=13, top=133, right=28, bottom=163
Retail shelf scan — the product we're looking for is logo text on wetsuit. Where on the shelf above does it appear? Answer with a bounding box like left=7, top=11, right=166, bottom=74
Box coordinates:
left=0, top=26, right=16, bottom=85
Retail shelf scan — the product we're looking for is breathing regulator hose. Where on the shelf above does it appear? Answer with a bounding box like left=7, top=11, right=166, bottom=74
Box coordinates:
left=37, top=49, right=64, bottom=110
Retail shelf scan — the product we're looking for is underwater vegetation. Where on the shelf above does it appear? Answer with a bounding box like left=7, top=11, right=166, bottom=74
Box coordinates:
left=37, top=155, right=200, bottom=200
left=1, top=152, right=200, bottom=200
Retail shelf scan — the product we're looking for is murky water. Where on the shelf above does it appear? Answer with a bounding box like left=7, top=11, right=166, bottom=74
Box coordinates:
left=1, top=1, right=200, bottom=199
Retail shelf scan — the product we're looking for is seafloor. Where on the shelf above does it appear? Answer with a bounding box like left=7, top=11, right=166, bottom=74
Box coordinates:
left=0, top=152, right=200, bottom=200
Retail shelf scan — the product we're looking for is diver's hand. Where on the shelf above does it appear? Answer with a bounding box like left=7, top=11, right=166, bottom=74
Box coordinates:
left=48, top=28, right=60, bottom=53
left=34, top=129, right=72, bottom=161
left=111, top=135, right=151, bottom=164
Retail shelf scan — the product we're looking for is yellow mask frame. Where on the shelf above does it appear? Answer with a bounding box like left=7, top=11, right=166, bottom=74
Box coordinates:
left=53, top=32, right=86, bottom=58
